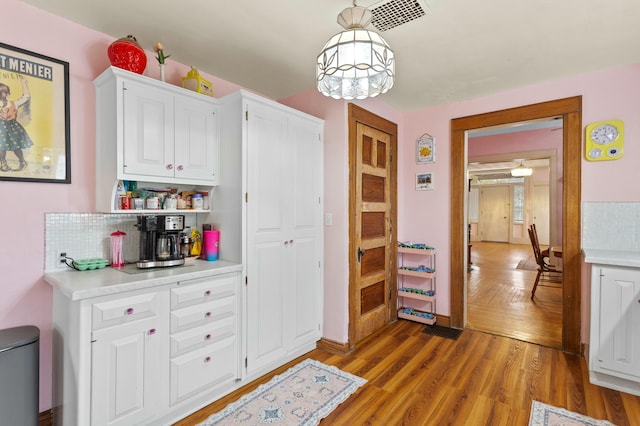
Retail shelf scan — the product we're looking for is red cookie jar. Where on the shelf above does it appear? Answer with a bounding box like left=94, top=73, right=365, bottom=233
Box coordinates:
left=107, top=35, right=147, bottom=74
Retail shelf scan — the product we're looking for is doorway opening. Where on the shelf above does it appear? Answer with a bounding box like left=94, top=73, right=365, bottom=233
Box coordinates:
left=449, top=96, right=582, bottom=354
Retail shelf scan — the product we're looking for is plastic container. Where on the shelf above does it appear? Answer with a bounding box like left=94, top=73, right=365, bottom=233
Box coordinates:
left=110, top=230, right=126, bottom=267
left=203, top=230, right=219, bottom=261
left=192, top=193, right=204, bottom=210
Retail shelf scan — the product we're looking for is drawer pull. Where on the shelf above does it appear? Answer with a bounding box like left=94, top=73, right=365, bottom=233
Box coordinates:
left=126, top=308, right=134, bottom=315
left=205, top=312, right=212, bottom=318
left=148, top=328, right=156, bottom=335
left=204, top=290, right=211, bottom=297
left=204, top=356, right=212, bottom=363
left=204, top=334, right=212, bottom=341
left=166, top=163, right=173, bottom=170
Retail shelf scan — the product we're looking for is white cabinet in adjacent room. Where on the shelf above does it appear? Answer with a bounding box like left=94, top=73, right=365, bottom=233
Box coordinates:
left=589, top=264, right=640, bottom=396
left=215, top=90, right=324, bottom=378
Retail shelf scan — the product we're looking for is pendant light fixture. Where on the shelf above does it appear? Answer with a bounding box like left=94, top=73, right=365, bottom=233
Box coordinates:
left=316, top=1, right=395, bottom=100
left=510, top=161, right=533, bottom=177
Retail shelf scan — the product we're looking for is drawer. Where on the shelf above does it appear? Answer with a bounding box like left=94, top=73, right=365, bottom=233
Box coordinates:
left=92, top=292, right=160, bottom=331
left=170, top=295, right=236, bottom=334
left=170, top=334, right=239, bottom=406
left=171, top=274, right=237, bottom=310
left=170, top=316, right=235, bottom=358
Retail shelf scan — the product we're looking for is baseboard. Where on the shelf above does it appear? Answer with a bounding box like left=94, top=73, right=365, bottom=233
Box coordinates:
left=39, top=409, right=52, bottom=426
left=317, top=337, right=350, bottom=355
left=435, top=314, right=451, bottom=327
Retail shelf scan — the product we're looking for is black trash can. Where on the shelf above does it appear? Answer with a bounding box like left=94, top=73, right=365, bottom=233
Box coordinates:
left=0, top=325, right=39, bottom=426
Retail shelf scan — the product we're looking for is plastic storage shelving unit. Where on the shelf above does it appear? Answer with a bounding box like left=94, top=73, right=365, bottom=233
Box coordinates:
left=397, top=245, right=437, bottom=325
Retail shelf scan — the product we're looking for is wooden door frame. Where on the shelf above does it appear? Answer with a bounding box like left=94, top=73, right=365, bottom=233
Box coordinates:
left=450, top=96, right=582, bottom=354
left=348, top=103, right=398, bottom=350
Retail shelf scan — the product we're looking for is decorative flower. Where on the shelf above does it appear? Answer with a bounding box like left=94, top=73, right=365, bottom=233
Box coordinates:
left=154, top=41, right=171, bottom=64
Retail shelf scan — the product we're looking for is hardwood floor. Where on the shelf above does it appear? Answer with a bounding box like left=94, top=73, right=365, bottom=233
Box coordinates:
left=174, top=320, right=640, bottom=425
left=467, top=241, right=562, bottom=349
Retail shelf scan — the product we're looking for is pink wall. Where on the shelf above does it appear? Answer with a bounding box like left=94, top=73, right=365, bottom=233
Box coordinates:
left=6, top=0, right=640, bottom=412
left=4, top=0, right=244, bottom=412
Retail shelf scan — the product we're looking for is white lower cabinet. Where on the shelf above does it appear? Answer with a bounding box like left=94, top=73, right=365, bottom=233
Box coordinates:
left=51, top=270, right=241, bottom=426
left=589, top=264, right=640, bottom=396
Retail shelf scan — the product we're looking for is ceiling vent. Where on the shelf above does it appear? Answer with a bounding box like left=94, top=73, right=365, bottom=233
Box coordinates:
left=365, top=0, right=429, bottom=32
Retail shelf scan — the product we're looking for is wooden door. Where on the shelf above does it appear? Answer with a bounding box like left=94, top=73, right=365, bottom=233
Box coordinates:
left=352, top=121, right=393, bottom=344
left=532, top=183, right=550, bottom=245
left=480, top=186, right=510, bottom=242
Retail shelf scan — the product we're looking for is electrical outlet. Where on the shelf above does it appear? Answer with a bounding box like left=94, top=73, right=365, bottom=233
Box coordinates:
left=57, top=250, right=70, bottom=269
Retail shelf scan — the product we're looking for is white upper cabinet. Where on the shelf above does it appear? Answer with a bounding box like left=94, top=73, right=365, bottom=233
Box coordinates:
left=94, top=67, right=219, bottom=212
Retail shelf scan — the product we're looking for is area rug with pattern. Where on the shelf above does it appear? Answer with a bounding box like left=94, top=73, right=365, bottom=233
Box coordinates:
left=198, top=359, right=366, bottom=425
left=516, top=257, right=539, bottom=271
left=529, top=401, right=615, bottom=426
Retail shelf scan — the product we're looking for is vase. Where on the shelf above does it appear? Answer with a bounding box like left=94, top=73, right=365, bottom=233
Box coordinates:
left=159, top=64, right=165, bottom=82
left=107, top=35, right=147, bottom=74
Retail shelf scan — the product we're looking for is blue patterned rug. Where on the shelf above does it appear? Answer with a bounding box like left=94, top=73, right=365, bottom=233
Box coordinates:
left=529, top=401, right=615, bottom=426
left=199, top=359, right=366, bottom=425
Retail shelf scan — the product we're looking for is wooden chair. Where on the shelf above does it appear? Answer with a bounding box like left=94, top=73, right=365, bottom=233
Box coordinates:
left=527, top=225, right=562, bottom=300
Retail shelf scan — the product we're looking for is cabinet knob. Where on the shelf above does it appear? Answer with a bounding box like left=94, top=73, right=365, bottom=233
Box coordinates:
left=204, top=334, right=211, bottom=341
left=204, top=290, right=211, bottom=297
left=166, top=164, right=173, bottom=170
left=204, top=356, right=212, bottom=363
left=284, top=241, right=288, bottom=247
left=205, top=311, right=212, bottom=318
left=148, top=328, right=156, bottom=335
left=125, top=307, right=134, bottom=315
left=177, top=165, right=184, bottom=171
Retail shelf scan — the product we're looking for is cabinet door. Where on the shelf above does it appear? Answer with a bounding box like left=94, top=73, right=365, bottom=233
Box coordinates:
left=596, top=266, right=640, bottom=379
left=122, top=80, right=175, bottom=179
left=174, top=95, right=219, bottom=184
left=286, top=115, right=323, bottom=351
left=91, top=316, right=162, bottom=426
left=246, top=101, right=289, bottom=375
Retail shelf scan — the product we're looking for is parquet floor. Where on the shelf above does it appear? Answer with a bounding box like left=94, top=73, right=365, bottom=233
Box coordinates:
left=175, top=320, right=640, bottom=425
left=467, top=241, right=562, bottom=349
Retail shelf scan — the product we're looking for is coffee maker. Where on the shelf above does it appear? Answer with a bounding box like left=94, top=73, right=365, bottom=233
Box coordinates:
left=136, top=215, right=185, bottom=268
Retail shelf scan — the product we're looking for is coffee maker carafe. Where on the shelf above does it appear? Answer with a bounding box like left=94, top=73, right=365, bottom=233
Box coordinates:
left=136, top=215, right=185, bottom=268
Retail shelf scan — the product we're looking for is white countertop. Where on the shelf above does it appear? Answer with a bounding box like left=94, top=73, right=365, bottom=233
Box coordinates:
left=582, top=248, right=640, bottom=268
left=45, top=259, right=243, bottom=301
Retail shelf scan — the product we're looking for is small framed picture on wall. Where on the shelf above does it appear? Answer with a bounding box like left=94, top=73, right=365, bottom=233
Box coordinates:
left=416, top=172, right=433, bottom=191
left=416, top=133, right=435, bottom=164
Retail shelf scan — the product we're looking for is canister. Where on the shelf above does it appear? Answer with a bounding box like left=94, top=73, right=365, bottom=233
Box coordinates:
left=192, top=193, right=204, bottom=210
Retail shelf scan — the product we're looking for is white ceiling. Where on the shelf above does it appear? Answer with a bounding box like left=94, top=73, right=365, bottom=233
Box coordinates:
left=19, top=0, right=640, bottom=111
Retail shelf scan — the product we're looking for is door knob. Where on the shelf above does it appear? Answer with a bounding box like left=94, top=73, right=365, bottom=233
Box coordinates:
left=357, top=247, right=365, bottom=263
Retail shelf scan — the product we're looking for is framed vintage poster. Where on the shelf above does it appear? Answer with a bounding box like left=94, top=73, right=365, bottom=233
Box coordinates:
left=0, top=43, right=70, bottom=183
left=416, top=133, right=435, bottom=164
left=416, top=172, right=433, bottom=191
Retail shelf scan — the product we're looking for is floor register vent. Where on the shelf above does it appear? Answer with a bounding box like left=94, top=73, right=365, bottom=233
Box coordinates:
left=365, top=0, right=430, bottom=32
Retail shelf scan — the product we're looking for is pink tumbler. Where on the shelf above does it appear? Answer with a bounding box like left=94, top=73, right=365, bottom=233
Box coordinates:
left=203, top=230, right=219, bottom=261
left=110, top=230, right=126, bottom=267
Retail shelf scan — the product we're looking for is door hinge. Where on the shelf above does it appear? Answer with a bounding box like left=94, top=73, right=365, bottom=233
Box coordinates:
left=245, top=111, right=249, bottom=121
left=245, top=192, right=248, bottom=203
left=245, top=276, right=248, bottom=285
left=245, top=357, right=248, bottom=368
left=390, top=151, right=393, bottom=162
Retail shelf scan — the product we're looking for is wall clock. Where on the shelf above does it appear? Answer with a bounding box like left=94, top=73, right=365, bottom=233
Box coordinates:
left=585, top=119, right=624, bottom=161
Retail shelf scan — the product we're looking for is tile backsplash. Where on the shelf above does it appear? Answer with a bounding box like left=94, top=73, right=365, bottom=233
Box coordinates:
left=45, top=213, right=197, bottom=272
left=582, top=202, right=640, bottom=251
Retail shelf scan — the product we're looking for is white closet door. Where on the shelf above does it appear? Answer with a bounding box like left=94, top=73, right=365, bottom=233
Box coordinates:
left=287, top=115, right=323, bottom=352
left=245, top=101, right=289, bottom=375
